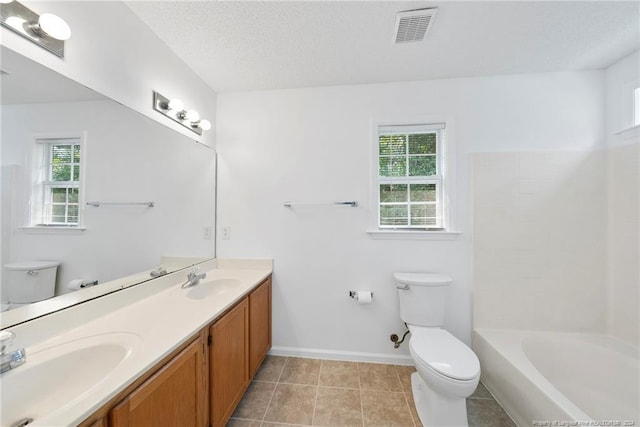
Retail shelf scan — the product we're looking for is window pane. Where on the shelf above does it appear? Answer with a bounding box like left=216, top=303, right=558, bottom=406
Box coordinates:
left=73, top=145, right=81, bottom=163
left=379, top=156, right=406, bottom=177
left=51, top=188, right=67, bottom=203
left=52, top=145, right=72, bottom=162
left=68, top=205, right=79, bottom=223
left=69, top=188, right=79, bottom=203
left=51, top=164, right=71, bottom=181
left=409, top=155, right=436, bottom=176
left=379, top=134, right=406, bottom=155
left=410, top=184, right=436, bottom=202
left=51, top=204, right=66, bottom=222
left=380, top=184, right=407, bottom=203
left=380, top=205, right=408, bottom=226
left=410, top=204, right=437, bottom=226
left=408, top=133, right=436, bottom=154
left=72, top=165, right=80, bottom=181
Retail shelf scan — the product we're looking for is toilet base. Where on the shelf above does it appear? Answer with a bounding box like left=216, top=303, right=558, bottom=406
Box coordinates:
left=411, top=372, right=469, bottom=427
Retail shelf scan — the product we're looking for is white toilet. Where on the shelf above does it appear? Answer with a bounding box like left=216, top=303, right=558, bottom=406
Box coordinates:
left=4, top=261, right=60, bottom=308
left=394, top=272, right=480, bottom=427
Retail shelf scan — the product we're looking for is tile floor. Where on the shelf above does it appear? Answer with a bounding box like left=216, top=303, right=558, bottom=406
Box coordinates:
left=228, top=356, right=515, bottom=427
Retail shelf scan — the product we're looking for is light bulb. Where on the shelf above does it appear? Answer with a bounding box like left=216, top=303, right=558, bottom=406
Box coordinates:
left=6, top=16, right=27, bottom=35
left=0, top=0, right=15, bottom=4
left=38, top=13, right=71, bottom=41
left=167, top=98, right=183, bottom=111
left=185, top=110, right=199, bottom=122
left=198, top=119, right=212, bottom=131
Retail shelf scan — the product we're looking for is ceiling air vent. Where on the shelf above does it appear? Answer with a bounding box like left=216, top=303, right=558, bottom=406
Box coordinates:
left=394, top=7, right=438, bottom=44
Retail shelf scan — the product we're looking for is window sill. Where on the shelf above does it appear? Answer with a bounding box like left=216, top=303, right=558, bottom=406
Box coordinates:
left=19, top=226, right=87, bottom=235
left=614, top=124, right=640, bottom=140
left=366, top=229, right=460, bottom=241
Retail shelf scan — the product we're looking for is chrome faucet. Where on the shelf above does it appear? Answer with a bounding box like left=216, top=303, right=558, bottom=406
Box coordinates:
left=0, top=330, right=26, bottom=374
left=181, top=268, right=207, bottom=288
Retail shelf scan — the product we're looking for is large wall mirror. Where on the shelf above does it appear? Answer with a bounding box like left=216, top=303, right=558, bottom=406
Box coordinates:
left=0, top=46, right=216, bottom=328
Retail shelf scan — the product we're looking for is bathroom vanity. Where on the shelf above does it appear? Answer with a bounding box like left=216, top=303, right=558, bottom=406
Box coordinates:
left=0, top=259, right=272, bottom=427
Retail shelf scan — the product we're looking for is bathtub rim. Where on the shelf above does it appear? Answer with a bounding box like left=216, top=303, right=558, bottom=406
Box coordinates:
left=473, top=328, right=613, bottom=426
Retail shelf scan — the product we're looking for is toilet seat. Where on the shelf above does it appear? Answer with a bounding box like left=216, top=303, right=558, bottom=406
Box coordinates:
left=409, top=327, right=480, bottom=381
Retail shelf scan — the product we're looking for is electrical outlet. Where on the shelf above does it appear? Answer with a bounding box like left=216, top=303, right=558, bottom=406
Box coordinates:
left=203, top=226, right=212, bottom=240
left=221, top=226, right=231, bottom=240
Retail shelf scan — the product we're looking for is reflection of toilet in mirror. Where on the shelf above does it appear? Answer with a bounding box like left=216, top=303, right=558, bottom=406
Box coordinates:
left=3, top=261, right=60, bottom=310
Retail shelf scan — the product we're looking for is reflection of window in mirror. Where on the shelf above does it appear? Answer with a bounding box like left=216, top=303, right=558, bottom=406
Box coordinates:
left=30, top=134, right=84, bottom=227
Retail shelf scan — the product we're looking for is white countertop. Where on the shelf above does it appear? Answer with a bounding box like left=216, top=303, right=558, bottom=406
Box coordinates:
left=0, top=258, right=272, bottom=427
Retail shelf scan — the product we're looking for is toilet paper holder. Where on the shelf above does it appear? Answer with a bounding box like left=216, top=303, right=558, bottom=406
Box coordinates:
left=348, top=290, right=373, bottom=299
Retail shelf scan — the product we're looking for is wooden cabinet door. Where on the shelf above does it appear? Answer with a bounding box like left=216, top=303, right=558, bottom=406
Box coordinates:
left=109, top=337, right=206, bottom=427
left=209, top=298, right=249, bottom=427
left=249, top=277, right=272, bottom=378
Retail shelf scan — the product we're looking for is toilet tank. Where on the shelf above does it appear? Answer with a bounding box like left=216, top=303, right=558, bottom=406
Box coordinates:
left=4, top=261, right=60, bottom=303
left=394, top=272, right=452, bottom=327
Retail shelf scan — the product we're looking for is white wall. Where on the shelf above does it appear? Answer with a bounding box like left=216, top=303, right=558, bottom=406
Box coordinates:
left=2, top=100, right=216, bottom=297
left=216, top=71, right=604, bottom=361
left=604, top=50, right=640, bottom=345
left=1, top=1, right=217, bottom=147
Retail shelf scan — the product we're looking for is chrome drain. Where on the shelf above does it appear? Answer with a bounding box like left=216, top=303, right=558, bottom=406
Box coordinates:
left=11, top=418, right=34, bottom=427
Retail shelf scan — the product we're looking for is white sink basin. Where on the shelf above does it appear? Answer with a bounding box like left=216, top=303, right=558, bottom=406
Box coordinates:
left=0, top=332, right=141, bottom=427
left=185, top=278, right=243, bottom=300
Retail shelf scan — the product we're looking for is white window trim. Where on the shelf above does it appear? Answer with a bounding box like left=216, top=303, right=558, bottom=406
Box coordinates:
left=368, top=116, right=458, bottom=240
left=25, top=131, right=87, bottom=233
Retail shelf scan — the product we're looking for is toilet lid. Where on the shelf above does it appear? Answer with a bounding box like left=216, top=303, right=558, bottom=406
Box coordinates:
left=409, top=328, right=480, bottom=381
left=5, top=261, right=60, bottom=271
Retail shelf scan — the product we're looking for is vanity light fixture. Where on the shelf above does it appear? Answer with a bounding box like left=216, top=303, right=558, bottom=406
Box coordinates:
left=0, top=0, right=71, bottom=57
left=195, top=119, right=212, bottom=131
left=153, top=91, right=212, bottom=136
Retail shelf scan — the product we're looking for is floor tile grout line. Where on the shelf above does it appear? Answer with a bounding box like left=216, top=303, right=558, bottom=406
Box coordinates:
left=357, top=362, right=365, bottom=427
left=276, top=356, right=288, bottom=383
left=310, top=359, right=325, bottom=425
left=393, top=364, right=405, bottom=395
left=310, top=361, right=321, bottom=426
left=400, top=388, right=417, bottom=427
left=260, top=379, right=279, bottom=423
left=257, top=356, right=287, bottom=423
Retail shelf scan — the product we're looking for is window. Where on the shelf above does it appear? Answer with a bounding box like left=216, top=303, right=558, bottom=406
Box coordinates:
left=376, top=123, right=445, bottom=230
left=31, top=136, right=83, bottom=227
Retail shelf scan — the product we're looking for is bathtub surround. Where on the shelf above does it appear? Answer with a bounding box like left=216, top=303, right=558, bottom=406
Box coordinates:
left=217, top=70, right=604, bottom=362
left=473, top=52, right=639, bottom=340
left=472, top=149, right=607, bottom=331
left=604, top=50, right=640, bottom=346
left=472, top=50, right=639, bottom=424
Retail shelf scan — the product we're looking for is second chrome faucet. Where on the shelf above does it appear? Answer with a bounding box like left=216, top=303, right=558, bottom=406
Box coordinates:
left=0, top=330, right=26, bottom=374
left=181, top=268, right=207, bottom=288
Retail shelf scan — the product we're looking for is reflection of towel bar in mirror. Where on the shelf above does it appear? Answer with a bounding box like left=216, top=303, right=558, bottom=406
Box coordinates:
left=283, top=201, right=358, bottom=208
left=86, top=202, right=155, bottom=208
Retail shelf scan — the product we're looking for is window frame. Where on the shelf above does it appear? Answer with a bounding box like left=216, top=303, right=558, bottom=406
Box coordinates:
left=368, top=117, right=458, bottom=240
left=28, top=132, right=87, bottom=230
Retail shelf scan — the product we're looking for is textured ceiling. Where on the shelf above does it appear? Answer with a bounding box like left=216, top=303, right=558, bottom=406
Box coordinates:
left=126, top=1, right=640, bottom=93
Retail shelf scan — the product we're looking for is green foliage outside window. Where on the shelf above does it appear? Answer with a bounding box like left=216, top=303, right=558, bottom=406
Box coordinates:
left=378, top=131, right=440, bottom=228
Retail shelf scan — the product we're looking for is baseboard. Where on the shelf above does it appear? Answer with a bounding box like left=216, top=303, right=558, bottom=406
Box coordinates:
left=269, top=345, right=414, bottom=365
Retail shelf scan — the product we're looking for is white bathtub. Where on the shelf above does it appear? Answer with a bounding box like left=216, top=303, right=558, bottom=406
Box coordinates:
left=473, top=329, right=639, bottom=426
